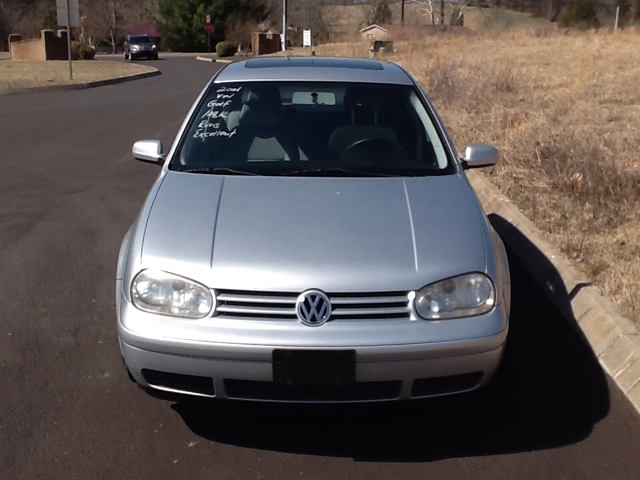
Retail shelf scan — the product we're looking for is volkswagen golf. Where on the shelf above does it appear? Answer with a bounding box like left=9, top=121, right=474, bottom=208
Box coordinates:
left=116, top=57, right=511, bottom=402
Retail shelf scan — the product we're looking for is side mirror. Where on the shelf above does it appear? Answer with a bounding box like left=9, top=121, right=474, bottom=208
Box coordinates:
left=461, top=144, right=499, bottom=169
left=132, top=140, right=164, bottom=165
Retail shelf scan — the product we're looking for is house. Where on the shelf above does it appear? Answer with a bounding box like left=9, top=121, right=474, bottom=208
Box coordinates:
left=358, top=25, right=390, bottom=41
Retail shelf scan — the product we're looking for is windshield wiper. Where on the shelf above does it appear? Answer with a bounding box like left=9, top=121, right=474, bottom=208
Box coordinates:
left=178, top=167, right=260, bottom=176
left=279, top=168, right=399, bottom=177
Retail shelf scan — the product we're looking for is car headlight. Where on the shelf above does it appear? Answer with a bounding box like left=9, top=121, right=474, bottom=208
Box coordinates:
left=152, top=44, right=157, bottom=49
left=131, top=45, right=139, bottom=51
left=131, top=270, right=214, bottom=318
left=415, top=273, right=495, bottom=320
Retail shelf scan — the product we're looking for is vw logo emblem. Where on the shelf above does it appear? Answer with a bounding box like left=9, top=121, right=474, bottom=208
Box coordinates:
left=296, top=290, right=332, bottom=327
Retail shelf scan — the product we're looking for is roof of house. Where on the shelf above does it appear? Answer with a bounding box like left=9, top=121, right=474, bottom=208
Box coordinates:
left=123, top=23, right=160, bottom=38
left=358, top=25, right=390, bottom=34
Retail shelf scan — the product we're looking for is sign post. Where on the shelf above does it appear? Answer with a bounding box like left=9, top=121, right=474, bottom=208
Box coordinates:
left=205, top=14, right=213, bottom=57
left=281, top=0, right=287, bottom=51
left=56, top=0, right=79, bottom=80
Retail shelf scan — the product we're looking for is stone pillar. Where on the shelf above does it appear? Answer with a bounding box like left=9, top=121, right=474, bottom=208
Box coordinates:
left=8, top=34, right=21, bottom=59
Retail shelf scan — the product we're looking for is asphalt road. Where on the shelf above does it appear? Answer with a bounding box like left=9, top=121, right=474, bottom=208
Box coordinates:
left=1, top=57, right=639, bottom=480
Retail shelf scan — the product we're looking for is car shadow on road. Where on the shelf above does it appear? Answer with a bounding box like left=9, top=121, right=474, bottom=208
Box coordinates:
left=173, top=214, right=610, bottom=462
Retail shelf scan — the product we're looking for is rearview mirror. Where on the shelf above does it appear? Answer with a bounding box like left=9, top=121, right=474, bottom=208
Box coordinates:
left=461, top=144, right=499, bottom=169
left=132, top=140, right=164, bottom=165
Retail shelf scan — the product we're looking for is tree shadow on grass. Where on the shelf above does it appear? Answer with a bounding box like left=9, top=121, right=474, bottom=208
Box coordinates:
left=172, top=214, right=610, bottom=462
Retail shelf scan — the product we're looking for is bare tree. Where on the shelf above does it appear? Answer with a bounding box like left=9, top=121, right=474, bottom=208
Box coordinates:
left=225, top=17, right=258, bottom=52
left=360, top=0, right=392, bottom=26
left=136, top=0, right=160, bottom=23
left=289, top=0, right=329, bottom=44
left=449, top=0, right=471, bottom=25
left=415, top=0, right=471, bottom=25
left=361, top=3, right=376, bottom=25
left=416, top=0, right=437, bottom=24
left=81, top=0, right=132, bottom=52
left=7, top=0, right=56, bottom=38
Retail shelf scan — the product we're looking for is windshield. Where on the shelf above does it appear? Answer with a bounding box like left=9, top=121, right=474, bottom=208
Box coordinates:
left=172, top=81, right=453, bottom=177
left=129, top=35, right=152, bottom=44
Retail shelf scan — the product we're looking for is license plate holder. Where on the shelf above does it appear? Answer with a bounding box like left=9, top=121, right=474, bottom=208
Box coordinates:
left=273, top=350, right=356, bottom=387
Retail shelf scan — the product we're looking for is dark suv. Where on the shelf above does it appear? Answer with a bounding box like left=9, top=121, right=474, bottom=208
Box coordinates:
left=124, top=34, right=158, bottom=61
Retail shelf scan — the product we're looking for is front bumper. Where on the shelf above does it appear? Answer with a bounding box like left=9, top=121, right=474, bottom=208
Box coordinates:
left=130, top=48, right=156, bottom=58
left=121, top=339, right=505, bottom=402
left=118, top=285, right=508, bottom=402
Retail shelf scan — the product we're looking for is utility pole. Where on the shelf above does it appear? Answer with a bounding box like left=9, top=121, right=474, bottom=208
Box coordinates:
left=66, top=0, right=73, bottom=80
left=281, top=0, right=287, bottom=52
left=401, top=0, right=405, bottom=26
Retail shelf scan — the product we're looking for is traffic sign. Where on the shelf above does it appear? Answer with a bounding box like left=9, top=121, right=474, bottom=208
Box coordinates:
left=56, top=0, right=79, bottom=27
left=204, top=22, right=214, bottom=33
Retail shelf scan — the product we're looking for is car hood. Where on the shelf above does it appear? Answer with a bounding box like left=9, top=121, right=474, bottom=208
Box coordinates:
left=141, top=171, right=487, bottom=292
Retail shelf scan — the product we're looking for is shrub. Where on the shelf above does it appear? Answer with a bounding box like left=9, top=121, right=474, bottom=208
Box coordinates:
left=558, top=0, right=601, bottom=30
left=216, top=41, right=236, bottom=57
left=71, top=40, right=96, bottom=60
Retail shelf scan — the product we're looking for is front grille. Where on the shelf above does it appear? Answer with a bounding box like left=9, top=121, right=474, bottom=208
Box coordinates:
left=215, top=290, right=411, bottom=321
left=411, top=372, right=483, bottom=398
left=142, top=369, right=215, bottom=397
left=224, top=379, right=402, bottom=402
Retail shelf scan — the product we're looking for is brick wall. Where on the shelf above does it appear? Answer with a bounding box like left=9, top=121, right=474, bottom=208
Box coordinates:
left=9, top=34, right=45, bottom=61
left=9, top=30, right=69, bottom=61
left=252, top=32, right=280, bottom=56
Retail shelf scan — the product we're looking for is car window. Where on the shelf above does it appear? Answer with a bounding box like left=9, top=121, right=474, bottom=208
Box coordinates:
left=173, top=81, right=452, bottom=177
left=129, top=36, right=152, bottom=44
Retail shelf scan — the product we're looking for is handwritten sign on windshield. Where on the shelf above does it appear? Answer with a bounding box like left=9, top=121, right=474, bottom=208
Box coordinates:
left=194, top=86, right=242, bottom=140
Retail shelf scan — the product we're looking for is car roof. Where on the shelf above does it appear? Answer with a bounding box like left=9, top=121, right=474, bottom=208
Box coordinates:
left=214, top=57, right=414, bottom=85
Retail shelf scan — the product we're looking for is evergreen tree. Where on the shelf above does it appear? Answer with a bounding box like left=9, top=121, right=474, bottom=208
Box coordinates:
left=159, top=0, right=267, bottom=52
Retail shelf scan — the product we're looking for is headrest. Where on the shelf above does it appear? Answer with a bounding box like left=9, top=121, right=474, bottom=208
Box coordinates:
left=238, top=86, right=282, bottom=133
left=243, top=86, right=281, bottom=108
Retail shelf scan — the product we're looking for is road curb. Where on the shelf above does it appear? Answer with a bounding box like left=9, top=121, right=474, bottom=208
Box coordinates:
left=195, top=56, right=233, bottom=64
left=468, top=170, right=640, bottom=414
left=0, top=68, right=161, bottom=96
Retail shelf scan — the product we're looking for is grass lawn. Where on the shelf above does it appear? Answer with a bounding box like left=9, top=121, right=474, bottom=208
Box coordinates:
left=0, top=60, right=156, bottom=90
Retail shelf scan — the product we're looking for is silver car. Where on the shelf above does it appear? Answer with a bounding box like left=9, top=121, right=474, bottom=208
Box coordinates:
left=123, top=34, right=159, bottom=61
left=117, top=57, right=511, bottom=403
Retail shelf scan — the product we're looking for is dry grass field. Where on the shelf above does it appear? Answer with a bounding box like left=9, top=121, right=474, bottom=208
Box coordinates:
left=323, top=4, right=552, bottom=41
left=0, top=60, right=155, bottom=90
left=298, top=30, right=640, bottom=325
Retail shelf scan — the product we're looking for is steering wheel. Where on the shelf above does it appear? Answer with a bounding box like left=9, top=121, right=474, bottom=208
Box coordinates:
left=340, top=138, right=399, bottom=163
